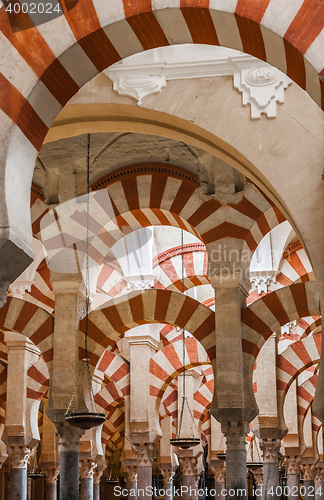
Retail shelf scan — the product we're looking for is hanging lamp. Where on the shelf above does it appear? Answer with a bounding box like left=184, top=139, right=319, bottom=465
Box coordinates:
left=170, top=229, right=200, bottom=451
left=65, top=134, right=105, bottom=431
left=28, top=447, right=44, bottom=479
left=106, top=440, right=119, bottom=485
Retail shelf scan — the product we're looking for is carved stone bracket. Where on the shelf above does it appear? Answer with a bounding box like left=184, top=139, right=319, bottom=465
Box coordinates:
left=8, top=445, right=31, bottom=469
left=315, top=468, right=324, bottom=483
left=179, top=456, right=198, bottom=477
left=94, top=463, right=107, bottom=484
left=211, top=465, right=226, bottom=483
left=233, top=63, right=291, bottom=119
left=302, top=464, right=316, bottom=481
left=253, top=471, right=263, bottom=487
left=132, top=443, right=154, bottom=467
left=221, top=422, right=250, bottom=452
left=80, top=458, right=97, bottom=479
left=44, top=467, right=60, bottom=484
left=260, top=439, right=281, bottom=463
left=126, top=465, right=138, bottom=483
left=159, top=468, right=175, bottom=484
left=56, top=424, right=84, bottom=452
left=286, top=457, right=301, bottom=475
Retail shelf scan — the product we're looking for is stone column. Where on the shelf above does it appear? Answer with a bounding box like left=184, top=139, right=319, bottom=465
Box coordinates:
left=222, top=422, right=250, bottom=500
left=286, top=458, right=301, bottom=500
left=125, top=465, right=138, bottom=500
left=302, top=465, right=316, bottom=500
left=211, top=466, right=226, bottom=500
left=159, top=468, right=175, bottom=500
left=179, top=456, right=198, bottom=500
left=27, top=478, right=31, bottom=500
left=80, top=458, right=97, bottom=500
left=44, top=468, right=60, bottom=500
left=252, top=471, right=263, bottom=500
left=314, top=469, right=324, bottom=500
left=260, top=439, right=281, bottom=500
left=4, top=472, right=12, bottom=500
left=133, top=443, right=154, bottom=500
left=93, top=467, right=105, bottom=500
left=8, top=445, right=31, bottom=500
left=56, top=424, right=84, bottom=500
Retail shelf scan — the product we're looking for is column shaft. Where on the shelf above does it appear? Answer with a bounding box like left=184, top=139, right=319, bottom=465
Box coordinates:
left=287, top=474, right=300, bottom=500
left=137, top=466, right=152, bottom=500
left=128, top=481, right=137, bottom=500
left=60, top=449, right=80, bottom=500
left=226, top=449, right=247, bottom=500
left=11, top=468, right=27, bottom=500
left=215, top=481, right=226, bottom=500
left=315, top=481, right=324, bottom=500
left=304, top=480, right=315, bottom=500
left=93, top=483, right=100, bottom=500
left=263, top=462, right=280, bottom=500
left=45, top=483, right=57, bottom=500
left=183, top=475, right=197, bottom=500
left=163, top=481, right=173, bottom=500
left=81, top=478, right=93, bottom=500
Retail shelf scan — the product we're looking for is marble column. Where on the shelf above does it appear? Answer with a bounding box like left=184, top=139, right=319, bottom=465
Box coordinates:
left=56, top=424, right=84, bottom=500
left=133, top=443, right=154, bottom=500
left=260, top=439, right=281, bottom=500
left=314, top=469, right=324, bottom=500
left=44, top=468, right=59, bottom=500
left=4, top=472, right=12, bottom=500
left=93, top=467, right=105, bottom=500
left=80, top=458, right=97, bottom=500
left=223, top=422, right=250, bottom=500
left=286, top=458, right=301, bottom=500
left=8, top=445, right=31, bottom=500
left=252, top=471, right=263, bottom=500
left=126, top=465, right=138, bottom=500
left=159, top=468, right=175, bottom=500
left=211, top=466, right=226, bottom=500
left=179, top=456, right=198, bottom=500
left=27, top=478, right=31, bottom=500
left=302, top=465, right=316, bottom=500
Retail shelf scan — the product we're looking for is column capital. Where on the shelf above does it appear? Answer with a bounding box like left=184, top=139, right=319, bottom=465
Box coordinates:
left=211, top=465, right=226, bottom=483
left=56, top=423, right=84, bottom=451
left=126, top=464, right=138, bottom=482
left=285, top=457, right=301, bottom=475
left=93, top=463, right=107, bottom=484
left=8, top=445, right=31, bottom=469
left=260, top=438, right=281, bottom=463
left=302, top=464, right=316, bottom=481
left=315, top=468, right=324, bottom=482
left=80, top=458, right=97, bottom=479
left=252, top=471, right=263, bottom=487
left=221, top=422, right=250, bottom=451
left=179, top=456, right=198, bottom=477
left=159, top=468, right=175, bottom=483
left=44, top=466, right=60, bottom=483
left=132, top=443, right=154, bottom=467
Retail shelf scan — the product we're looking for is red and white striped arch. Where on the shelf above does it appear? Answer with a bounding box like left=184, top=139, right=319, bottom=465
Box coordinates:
left=26, top=357, right=50, bottom=402
left=149, top=337, right=211, bottom=409
left=0, top=0, right=323, bottom=157
left=242, top=281, right=320, bottom=414
left=242, top=281, right=320, bottom=376
left=153, top=242, right=209, bottom=292
left=94, top=352, right=130, bottom=410
left=277, top=333, right=321, bottom=431
left=82, top=288, right=215, bottom=367
left=38, top=165, right=283, bottom=277
left=0, top=298, right=54, bottom=365
left=297, top=373, right=317, bottom=437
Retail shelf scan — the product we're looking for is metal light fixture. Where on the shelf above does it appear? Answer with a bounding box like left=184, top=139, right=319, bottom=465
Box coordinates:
left=106, top=440, right=119, bottom=485
left=170, top=229, right=200, bottom=451
left=65, top=134, right=105, bottom=431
